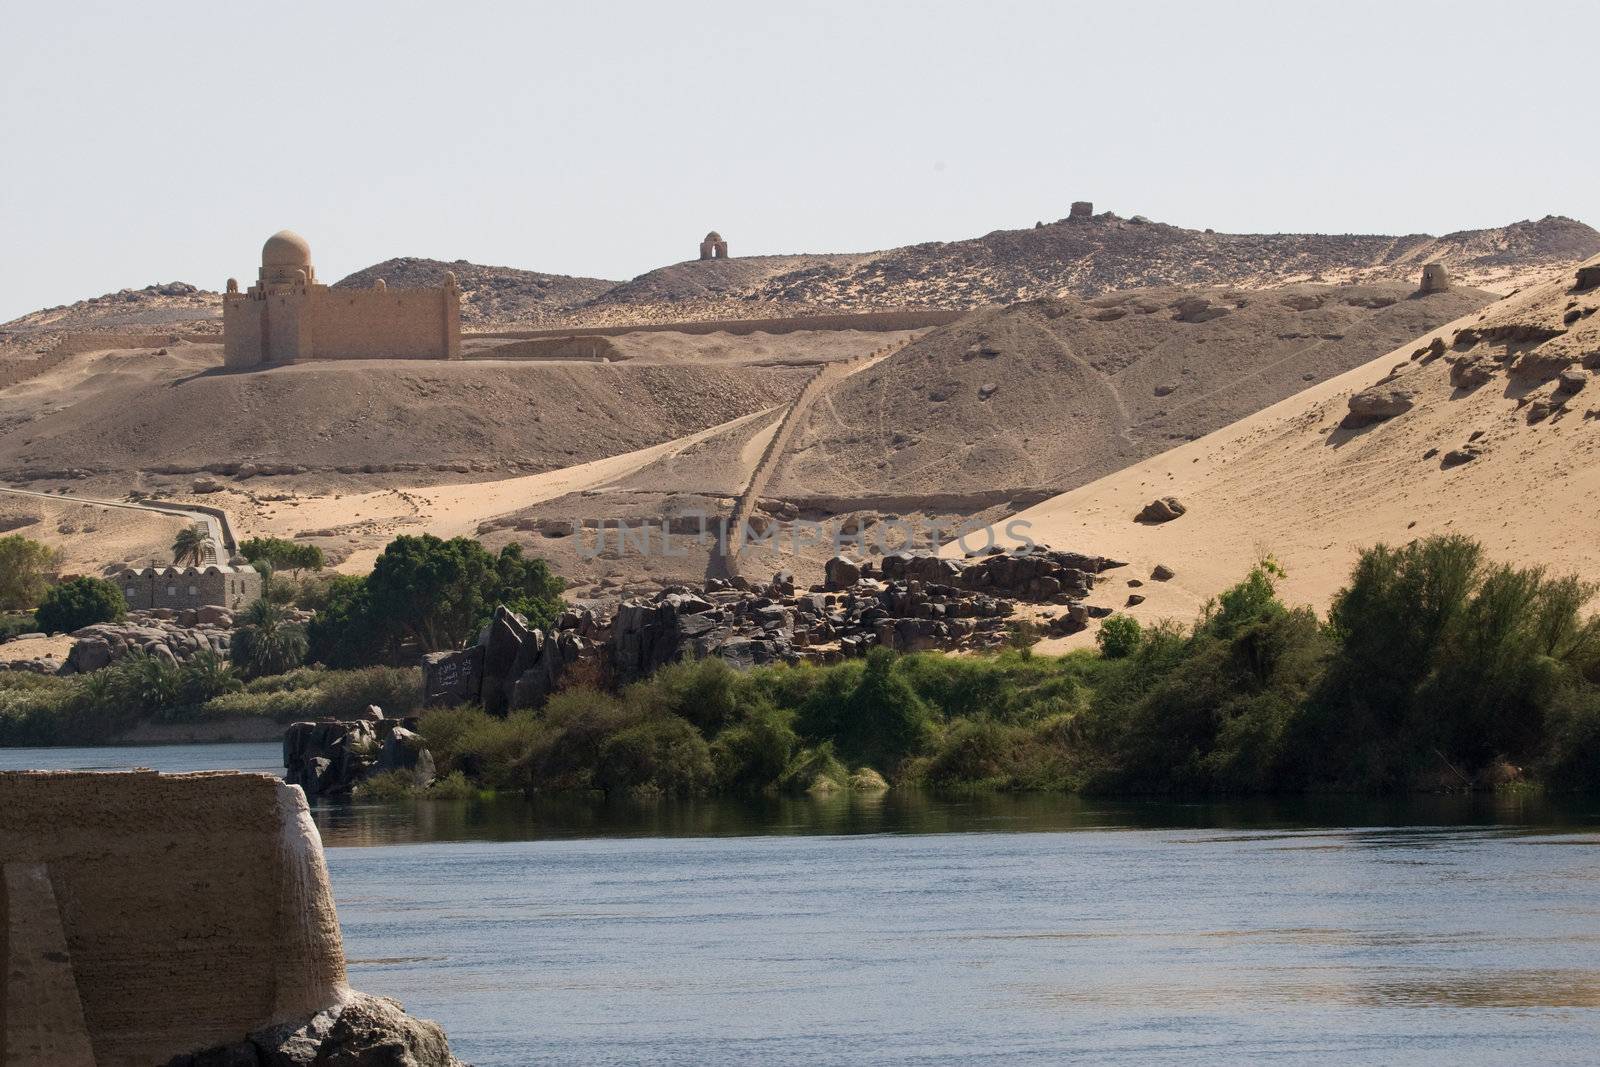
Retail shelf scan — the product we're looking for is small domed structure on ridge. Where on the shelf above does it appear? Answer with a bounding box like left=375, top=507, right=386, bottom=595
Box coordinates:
left=699, top=231, right=729, bottom=260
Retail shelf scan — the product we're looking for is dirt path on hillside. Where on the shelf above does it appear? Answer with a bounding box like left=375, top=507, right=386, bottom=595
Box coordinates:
left=264, top=406, right=785, bottom=574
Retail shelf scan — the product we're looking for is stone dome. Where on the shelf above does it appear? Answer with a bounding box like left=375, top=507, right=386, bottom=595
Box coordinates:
left=262, top=230, right=312, bottom=267
left=704, top=231, right=723, bottom=243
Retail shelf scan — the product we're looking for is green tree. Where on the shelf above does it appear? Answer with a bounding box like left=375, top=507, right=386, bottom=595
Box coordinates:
left=493, top=542, right=565, bottom=630
left=229, top=598, right=309, bottom=679
left=35, top=576, right=125, bottom=633
left=171, top=524, right=212, bottom=566
left=240, top=537, right=324, bottom=576
left=312, top=535, right=566, bottom=662
left=305, top=574, right=388, bottom=668
left=1297, top=535, right=1600, bottom=789
left=0, top=535, right=60, bottom=610
left=176, top=650, right=241, bottom=707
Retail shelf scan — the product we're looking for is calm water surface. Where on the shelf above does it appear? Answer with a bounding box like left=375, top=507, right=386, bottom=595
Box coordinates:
left=7, top=743, right=1600, bottom=1064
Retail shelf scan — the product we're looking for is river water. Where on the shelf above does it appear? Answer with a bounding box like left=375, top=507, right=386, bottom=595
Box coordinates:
left=7, top=742, right=1600, bottom=1065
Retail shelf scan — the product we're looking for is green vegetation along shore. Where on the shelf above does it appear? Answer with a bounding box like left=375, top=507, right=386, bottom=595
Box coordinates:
left=6, top=535, right=1600, bottom=797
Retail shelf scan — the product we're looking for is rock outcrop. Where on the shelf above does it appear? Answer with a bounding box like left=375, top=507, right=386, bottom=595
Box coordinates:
left=282, top=713, right=436, bottom=800
left=1344, top=386, right=1417, bottom=426
left=1135, top=497, right=1187, bottom=524
left=56, top=607, right=288, bottom=674
left=167, top=991, right=461, bottom=1067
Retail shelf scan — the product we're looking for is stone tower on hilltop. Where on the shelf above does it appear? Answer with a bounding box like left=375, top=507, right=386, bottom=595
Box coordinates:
left=699, top=231, right=729, bottom=260
left=222, top=230, right=461, bottom=368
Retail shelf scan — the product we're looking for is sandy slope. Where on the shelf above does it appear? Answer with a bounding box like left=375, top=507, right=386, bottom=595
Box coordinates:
left=229, top=406, right=784, bottom=575
left=989, top=260, right=1600, bottom=648
left=0, top=493, right=190, bottom=577
left=0, top=342, right=809, bottom=491
left=773, top=281, right=1492, bottom=501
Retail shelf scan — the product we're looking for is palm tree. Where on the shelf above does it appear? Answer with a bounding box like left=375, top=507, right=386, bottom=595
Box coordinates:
left=229, top=598, right=308, bottom=679
left=171, top=524, right=210, bottom=566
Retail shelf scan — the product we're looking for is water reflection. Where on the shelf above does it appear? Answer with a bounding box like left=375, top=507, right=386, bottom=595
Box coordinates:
left=1022, top=967, right=1600, bottom=1010
left=311, top=788, right=1600, bottom=848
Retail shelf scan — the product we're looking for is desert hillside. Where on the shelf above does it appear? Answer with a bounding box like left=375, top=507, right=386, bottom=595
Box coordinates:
left=334, top=257, right=621, bottom=329
left=993, top=257, right=1600, bottom=644
left=771, top=279, right=1493, bottom=502
left=0, top=491, right=189, bottom=577
left=738, top=214, right=1600, bottom=312
left=3, top=214, right=1592, bottom=338
left=0, top=341, right=809, bottom=491
left=0, top=282, right=220, bottom=335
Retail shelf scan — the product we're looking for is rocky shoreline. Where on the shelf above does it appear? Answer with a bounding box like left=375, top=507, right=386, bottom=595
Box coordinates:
left=424, top=546, right=1123, bottom=715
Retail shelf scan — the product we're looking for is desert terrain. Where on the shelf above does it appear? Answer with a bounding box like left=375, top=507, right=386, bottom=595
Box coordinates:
left=3, top=213, right=1592, bottom=344
left=771, top=279, right=1493, bottom=501
left=992, top=256, right=1600, bottom=647
left=3, top=212, right=1598, bottom=608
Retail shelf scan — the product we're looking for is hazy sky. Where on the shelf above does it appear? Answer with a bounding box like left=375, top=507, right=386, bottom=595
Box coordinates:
left=1, top=0, right=1595, bottom=322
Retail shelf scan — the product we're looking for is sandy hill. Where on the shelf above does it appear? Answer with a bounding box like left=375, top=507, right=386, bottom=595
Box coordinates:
left=333, top=258, right=620, bottom=329
left=0, top=492, right=191, bottom=578
left=0, top=341, right=808, bottom=493
left=992, top=257, right=1600, bottom=644
left=770, top=279, right=1493, bottom=505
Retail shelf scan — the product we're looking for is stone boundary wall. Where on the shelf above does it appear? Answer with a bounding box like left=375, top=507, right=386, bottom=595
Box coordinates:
left=140, top=499, right=241, bottom=555
left=0, top=331, right=214, bottom=391
left=467, top=335, right=621, bottom=361
left=0, top=771, right=347, bottom=1067
left=470, top=308, right=967, bottom=342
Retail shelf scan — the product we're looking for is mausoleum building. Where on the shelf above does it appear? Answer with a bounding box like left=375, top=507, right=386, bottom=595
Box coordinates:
left=223, top=230, right=461, bottom=368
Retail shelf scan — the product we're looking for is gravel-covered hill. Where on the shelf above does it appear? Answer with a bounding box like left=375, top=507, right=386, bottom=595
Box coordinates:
left=334, top=257, right=621, bottom=329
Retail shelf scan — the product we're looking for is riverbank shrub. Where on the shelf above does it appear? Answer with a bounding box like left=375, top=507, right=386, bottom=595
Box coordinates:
left=1096, top=614, right=1143, bottom=658
left=1293, top=537, right=1600, bottom=791
left=35, top=576, right=124, bottom=634
left=230, top=599, right=308, bottom=679
left=12, top=535, right=1600, bottom=797
left=0, top=662, right=422, bottom=743
left=0, top=612, right=39, bottom=642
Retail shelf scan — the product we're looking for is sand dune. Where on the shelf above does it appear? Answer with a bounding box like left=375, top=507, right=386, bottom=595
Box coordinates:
left=774, top=280, right=1492, bottom=501
left=991, top=259, right=1600, bottom=647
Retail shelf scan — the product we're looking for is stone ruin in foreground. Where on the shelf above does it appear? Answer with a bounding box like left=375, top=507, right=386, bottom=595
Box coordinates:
left=0, top=770, right=462, bottom=1066
left=423, top=547, right=1126, bottom=715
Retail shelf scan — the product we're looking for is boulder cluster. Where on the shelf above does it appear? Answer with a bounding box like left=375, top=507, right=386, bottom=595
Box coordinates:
left=423, top=547, right=1125, bottom=715
left=282, top=707, right=435, bottom=801
left=60, top=607, right=247, bottom=673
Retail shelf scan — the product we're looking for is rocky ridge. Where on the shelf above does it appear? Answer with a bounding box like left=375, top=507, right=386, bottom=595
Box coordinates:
left=5, top=215, right=1592, bottom=337
left=334, top=256, right=621, bottom=328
